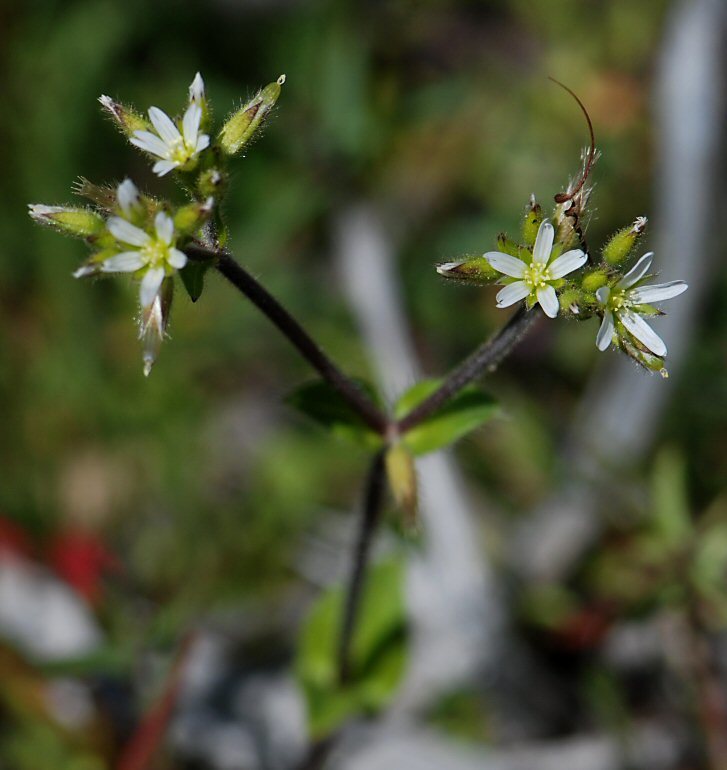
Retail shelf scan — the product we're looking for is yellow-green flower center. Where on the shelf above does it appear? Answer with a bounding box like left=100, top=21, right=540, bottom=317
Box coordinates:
left=141, top=238, right=171, bottom=267
left=523, top=262, right=552, bottom=289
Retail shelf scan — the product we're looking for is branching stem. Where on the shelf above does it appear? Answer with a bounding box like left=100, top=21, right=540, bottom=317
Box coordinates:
left=397, top=306, right=542, bottom=434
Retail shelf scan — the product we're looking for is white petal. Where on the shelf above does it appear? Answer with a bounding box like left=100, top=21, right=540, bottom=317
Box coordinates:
left=548, top=248, right=587, bottom=279
left=484, top=251, right=527, bottom=278
left=130, top=131, right=171, bottom=159
left=195, top=133, right=210, bottom=154
left=532, top=220, right=554, bottom=264
left=596, top=311, right=615, bottom=351
left=154, top=212, right=174, bottom=245
left=101, top=251, right=146, bottom=272
left=167, top=248, right=187, bottom=269
left=618, top=252, right=654, bottom=289
left=595, top=286, right=610, bottom=305
left=148, top=106, right=181, bottom=146
left=108, top=217, right=150, bottom=247
left=140, top=266, right=166, bottom=309
left=152, top=160, right=179, bottom=177
left=628, top=281, right=688, bottom=304
left=619, top=310, right=666, bottom=356
left=496, top=281, right=531, bottom=307
left=117, top=178, right=140, bottom=217
left=189, top=72, right=205, bottom=103
left=182, top=103, right=201, bottom=146
left=73, top=264, right=97, bottom=278
left=536, top=284, right=559, bottom=317
left=436, top=261, right=464, bottom=276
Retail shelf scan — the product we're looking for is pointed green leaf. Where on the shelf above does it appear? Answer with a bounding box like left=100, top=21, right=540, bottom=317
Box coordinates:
left=179, top=261, right=209, bottom=303
left=395, top=379, right=498, bottom=456
left=286, top=380, right=384, bottom=450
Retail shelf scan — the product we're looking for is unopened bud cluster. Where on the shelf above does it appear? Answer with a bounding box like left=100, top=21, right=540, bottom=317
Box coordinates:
left=29, top=72, right=285, bottom=374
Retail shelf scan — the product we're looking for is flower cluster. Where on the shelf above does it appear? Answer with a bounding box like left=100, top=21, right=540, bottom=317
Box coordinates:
left=437, top=185, right=688, bottom=376
left=29, top=72, right=284, bottom=375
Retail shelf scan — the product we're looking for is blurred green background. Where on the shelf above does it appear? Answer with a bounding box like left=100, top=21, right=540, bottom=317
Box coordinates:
left=1, top=0, right=726, bottom=767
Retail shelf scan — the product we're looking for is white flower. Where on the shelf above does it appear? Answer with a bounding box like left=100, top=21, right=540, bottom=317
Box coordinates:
left=484, top=219, right=587, bottom=318
left=595, top=252, right=688, bottom=356
left=100, top=211, right=187, bottom=308
left=130, top=91, right=210, bottom=177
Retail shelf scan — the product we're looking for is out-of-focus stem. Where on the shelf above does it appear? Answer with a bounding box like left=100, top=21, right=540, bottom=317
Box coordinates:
left=396, top=306, right=541, bottom=434
left=186, top=244, right=389, bottom=435
left=337, top=449, right=387, bottom=685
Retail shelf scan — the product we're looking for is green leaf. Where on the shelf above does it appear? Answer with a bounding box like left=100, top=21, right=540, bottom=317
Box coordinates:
left=295, top=559, right=408, bottom=738
left=395, top=379, right=498, bottom=456
left=286, top=380, right=384, bottom=450
left=179, top=262, right=209, bottom=303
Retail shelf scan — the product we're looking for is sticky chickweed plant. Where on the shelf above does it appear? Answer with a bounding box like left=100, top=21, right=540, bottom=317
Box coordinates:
left=29, top=73, right=688, bottom=761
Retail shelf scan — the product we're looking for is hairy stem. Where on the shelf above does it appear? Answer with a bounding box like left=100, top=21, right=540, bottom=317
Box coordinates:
left=397, top=305, right=542, bottom=434
left=185, top=244, right=389, bottom=435
left=338, top=449, right=387, bottom=685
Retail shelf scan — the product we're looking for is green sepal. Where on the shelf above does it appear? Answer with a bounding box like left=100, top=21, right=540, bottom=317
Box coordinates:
left=395, top=379, right=498, bottom=456
left=174, top=199, right=214, bottom=237
left=179, top=261, right=209, bottom=302
left=436, top=256, right=498, bottom=284
left=295, top=559, right=408, bottom=739
left=98, top=95, right=148, bottom=137
left=286, top=379, right=384, bottom=450
left=496, top=233, right=522, bottom=258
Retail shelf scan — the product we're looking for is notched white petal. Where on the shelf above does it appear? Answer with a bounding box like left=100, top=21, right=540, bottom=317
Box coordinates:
left=140, top=266, right=165, bottom=309
left=152, top=160, right=179, bottom=177
left=167, top=248, right=188, bottom=269
left=154, top=212, right=174, bottom=245
left=100, top=251, right=146, bottom=272
left=532, top=220, right=554, bottom=264
left=618, top=252, right=654, bottom=289
left=131, top=131, right=170, bottom=159
left=595, top=286, right=610, bottom=305
left=484, top=251, right=527, bottom=278
left=596, top=311, right=615, bottom=351
left=148, top=106, right=181, bottom=145
left=182, top=103, right=201, bottom=146
left=108, top=217, right=151, bottom=247
left=496, top=281, right=531, bottom=307
left=628, top=281, right=688, bottom=304
left=536, top=284, right=559, bottom=318
left=548, top=249, right=587, bottom=279
left=117, top=179, right=140, bottom=217
left=195, top=134, right=210, bottom=153
left=620, top=310, right=666, bottom=356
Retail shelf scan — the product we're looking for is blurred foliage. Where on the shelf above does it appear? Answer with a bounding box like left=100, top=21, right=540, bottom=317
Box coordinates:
left=2, top=0, right=726, bottom=766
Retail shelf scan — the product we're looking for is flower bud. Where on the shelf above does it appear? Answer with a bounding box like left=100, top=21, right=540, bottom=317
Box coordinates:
left=602, top=216, right=647, bottom=266
left=521, top=195, right=543, bottom=247
left=620, top=336, right=668, bottom=378
left=98, top=95, right=148, bottom=137
left=218, top=75, right=285, bottom=156
left=196, top=168, right=227, bottom=199
left=139, top=277, right=174, bottom=377
left=174, top=197, right=214, bottom=236
left=436, top=256, right=498, bottom=284
left=28, top=204, right=105, bottom=239
left=581, top=269, right=608, bottom=292
left=385, top=443, right=418, bottom=529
